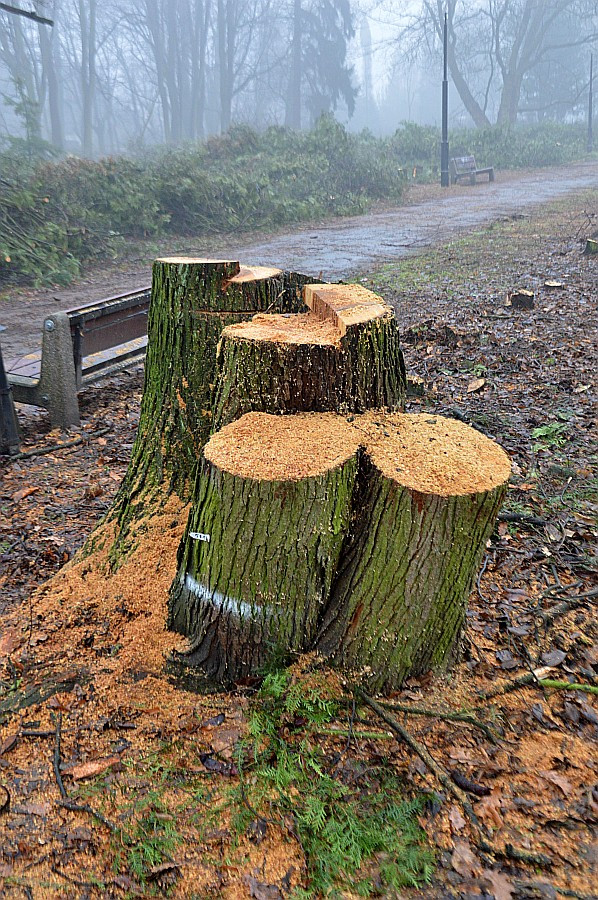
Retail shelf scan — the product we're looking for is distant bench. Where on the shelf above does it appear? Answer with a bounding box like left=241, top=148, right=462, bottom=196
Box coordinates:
left=5, top=286, right=151, bottom=429
left=450, top=155, right=495, bottom=185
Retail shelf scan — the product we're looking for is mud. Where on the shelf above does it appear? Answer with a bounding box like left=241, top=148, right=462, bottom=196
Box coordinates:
left=0, top=161, right=596, bottom=361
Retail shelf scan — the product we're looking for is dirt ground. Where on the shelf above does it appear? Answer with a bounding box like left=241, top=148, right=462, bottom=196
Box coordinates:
left=0, top=187, right=597, bottom=899
left=1, top=160, right=597, bottom=362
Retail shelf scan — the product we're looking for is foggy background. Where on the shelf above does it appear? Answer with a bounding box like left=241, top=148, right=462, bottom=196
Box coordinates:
left=0, top=0, right=596, bottom=158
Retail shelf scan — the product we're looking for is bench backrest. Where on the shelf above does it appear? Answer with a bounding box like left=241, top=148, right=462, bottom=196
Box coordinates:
left=67, top=287, right=151, bottom=374
left=450, top=155, right=477, bottom=175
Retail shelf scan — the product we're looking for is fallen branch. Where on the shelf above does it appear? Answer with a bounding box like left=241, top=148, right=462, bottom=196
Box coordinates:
left=378, top=700, right=499, bottom=743
left=11, top=426, right=112, bottom=461
left=356, top=688, right=553, bottom=870
left=535, top=679, right=598, bottom=696
left=52, top=712, right=117, bottom=832
left=540, top=588, right=598, bottom=625
left=478, top=667, right=554, bottom=701
left=498, top=511, right=547, bottom=526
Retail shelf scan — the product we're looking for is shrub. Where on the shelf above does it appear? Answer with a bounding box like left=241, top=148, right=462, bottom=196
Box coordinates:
left=0, top=118, right=591, bottom=286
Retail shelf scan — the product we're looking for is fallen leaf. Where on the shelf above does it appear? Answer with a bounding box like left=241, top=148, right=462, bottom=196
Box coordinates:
left=67, top=755, right=121, bottom=780
left=538, top=770, right=573, bottom=797
left=481, top=868, right=514, bottom=899
left=476, top=790, right=504, bottom=828
left=449, top=805, right=466, bottom=832
left=541, top=649, right=566, bottom=667
left=14, top=801, right=50, bottom=817
left=0, top=785, right=10, bottom=814
left=12, top=486, right=40, bottom=502
left=0, top=734, right=18, bottom=756
left=244, top=874, right=283, bottom=900
left=467, top=377, right=486, bottom=393
left=451, top=839, right=481, bottom=878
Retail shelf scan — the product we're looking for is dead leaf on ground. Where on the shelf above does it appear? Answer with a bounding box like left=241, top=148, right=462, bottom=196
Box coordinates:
left=12, top=486, right=40, bottom=503
left=476, top=790, right=504, bottom=828
left=538, top=770, right=574, bottom=797
left=449, top=805, right=467, bottom=832
left=66, top=754, right=121, bottom=780
left=467, top=377, right=486, bottom=393
left=451, top=840, right=481, bottom=878
left=481, top=868, right=514, bottom=899
left=244, top=874, right=283, bottom=900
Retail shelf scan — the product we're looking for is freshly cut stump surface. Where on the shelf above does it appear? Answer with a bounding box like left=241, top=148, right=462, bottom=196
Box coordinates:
left=169, top=411, right=510, bottom=689
left=212, top=284, right=406, bottom=430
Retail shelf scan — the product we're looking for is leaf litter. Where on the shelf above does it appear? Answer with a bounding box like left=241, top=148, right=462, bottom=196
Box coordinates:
left=0, top=189, right=596, bottom=898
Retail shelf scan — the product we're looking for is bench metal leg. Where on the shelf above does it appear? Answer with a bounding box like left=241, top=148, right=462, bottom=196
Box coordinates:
left=0, top=343, right=19, bottom=455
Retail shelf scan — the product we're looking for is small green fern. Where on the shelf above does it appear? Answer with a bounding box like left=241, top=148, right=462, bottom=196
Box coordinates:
left=230, top=663, right=434, bottom=897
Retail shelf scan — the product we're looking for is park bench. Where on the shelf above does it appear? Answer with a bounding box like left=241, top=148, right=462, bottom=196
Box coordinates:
left=4, top=286, right=151, bottom=429
left=450, top=155, right=495, bottom=185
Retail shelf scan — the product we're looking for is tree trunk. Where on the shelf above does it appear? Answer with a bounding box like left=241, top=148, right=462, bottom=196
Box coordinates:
left=169, top=410, right=510, bottom=689
left=109, top=259, right=313, bottom=561
left=169, top=412, right=360, bottom=681
left=212, top=283, right=406, bottom=430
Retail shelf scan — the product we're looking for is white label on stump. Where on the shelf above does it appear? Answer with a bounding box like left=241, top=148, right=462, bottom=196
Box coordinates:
left=189, top=531, right=210, bottom=543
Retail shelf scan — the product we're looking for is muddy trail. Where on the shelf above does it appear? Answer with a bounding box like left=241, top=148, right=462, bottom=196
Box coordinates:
left=1, top=160, right=597, bottom=361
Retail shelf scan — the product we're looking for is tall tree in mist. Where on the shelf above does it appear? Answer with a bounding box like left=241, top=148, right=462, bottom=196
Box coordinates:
left=285, top=0, right=357, bottom=129
left=401, top=0, right=598, bottom=126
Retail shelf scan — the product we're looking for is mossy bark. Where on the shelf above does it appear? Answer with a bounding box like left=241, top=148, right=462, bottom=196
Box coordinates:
left=168, top=452, right=359, bottom=682
left=212, top=314, right=406, bottom=430
left=108, top=261, right=314, bottom=554
left=315, top=457, right=508, bottom=692
left=168, top=411, right=510, bottom=691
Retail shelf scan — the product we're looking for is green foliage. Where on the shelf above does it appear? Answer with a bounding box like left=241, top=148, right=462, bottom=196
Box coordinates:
left=230, top=665, right=434, bottom=897
left=532, top=421, right=569, bottom=452
left=0, top=117, right=590, bottom=286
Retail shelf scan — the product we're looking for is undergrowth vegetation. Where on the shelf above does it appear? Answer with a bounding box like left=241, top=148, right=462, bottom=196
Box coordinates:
left=228, top=664, right=434, bottom=898
left=0, top=117, right=591, bottom=286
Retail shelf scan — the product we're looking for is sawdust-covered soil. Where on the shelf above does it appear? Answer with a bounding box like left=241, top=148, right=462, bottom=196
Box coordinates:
left=0, top=190, right=596, bottom=899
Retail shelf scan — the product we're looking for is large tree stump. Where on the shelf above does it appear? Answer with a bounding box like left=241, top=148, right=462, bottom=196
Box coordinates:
left=108, top=260, right=316, bottom=563
left=169, top=411, right=510, bottom=689
left=212, top=283, right=406, bottom=429
left=315, top=412, right=510, bottom=692
left=168, top=413, right=360, bottom=681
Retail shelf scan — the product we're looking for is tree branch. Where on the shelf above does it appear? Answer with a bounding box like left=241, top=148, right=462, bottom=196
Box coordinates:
left=0, top=2, right=53, bottom=25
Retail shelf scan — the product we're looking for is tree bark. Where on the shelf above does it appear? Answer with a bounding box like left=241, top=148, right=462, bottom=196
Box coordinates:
left=109, top=259, right=314, bottom=562
left=212, top=284, right=406, bottom=430
left=169, top=410, right=510, bottom=689
left=169, top=413, right=360, bottom=681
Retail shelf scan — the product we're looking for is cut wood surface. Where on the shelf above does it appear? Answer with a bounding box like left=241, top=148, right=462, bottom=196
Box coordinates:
left=169, top=411, right=510, bottom=688
left=212, top=284, right=406, bottom=430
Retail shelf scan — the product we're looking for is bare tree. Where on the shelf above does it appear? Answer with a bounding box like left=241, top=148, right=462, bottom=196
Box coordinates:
left=397, top=0, right=598, bottom=126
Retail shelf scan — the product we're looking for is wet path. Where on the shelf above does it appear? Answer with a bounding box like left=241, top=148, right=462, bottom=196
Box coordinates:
left=236, top=162, right=598, bottom=279
left=1, top=161, right=596, bottom=360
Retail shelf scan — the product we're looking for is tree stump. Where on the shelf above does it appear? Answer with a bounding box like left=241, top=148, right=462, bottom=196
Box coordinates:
left=169, top=410, right=510, bottom=689
left=108, top=259, right=316, bottom=561
left=212, top=283, right=406, bottom=429
left=168, top=413, right=361, bottom=681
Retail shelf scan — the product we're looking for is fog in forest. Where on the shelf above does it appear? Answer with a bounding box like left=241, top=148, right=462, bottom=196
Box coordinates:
left=0, top=1, right=596, bottom=157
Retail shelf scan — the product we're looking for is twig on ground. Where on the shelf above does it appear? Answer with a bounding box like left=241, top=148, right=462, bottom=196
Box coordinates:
left=540, top=588, right=598, bottom=624
left=534, top=679, right=598, bottom=696
left=356, top=688, right=553, bottom=870
left=51, top=712, right=117, bottom=832
left=12, top=426, right=112, bottom=461
left=378, top=700, right=499, bottom=743
left=498, top=512, right=548, bottom=526
left=478, top=667, right=554, bottom=700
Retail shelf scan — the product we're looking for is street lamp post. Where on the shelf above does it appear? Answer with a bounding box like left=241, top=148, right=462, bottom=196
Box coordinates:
left=588, top=53, right=594, bottom=154
left=441, top=11, right=450, bottom=187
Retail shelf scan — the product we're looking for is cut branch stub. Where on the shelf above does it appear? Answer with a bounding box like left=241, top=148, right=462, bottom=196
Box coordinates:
left=168, top=412, right=360, bottom=682
left=169, top=411, right=510, bottom=689
left=212, top=283, right=406, bottom=429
